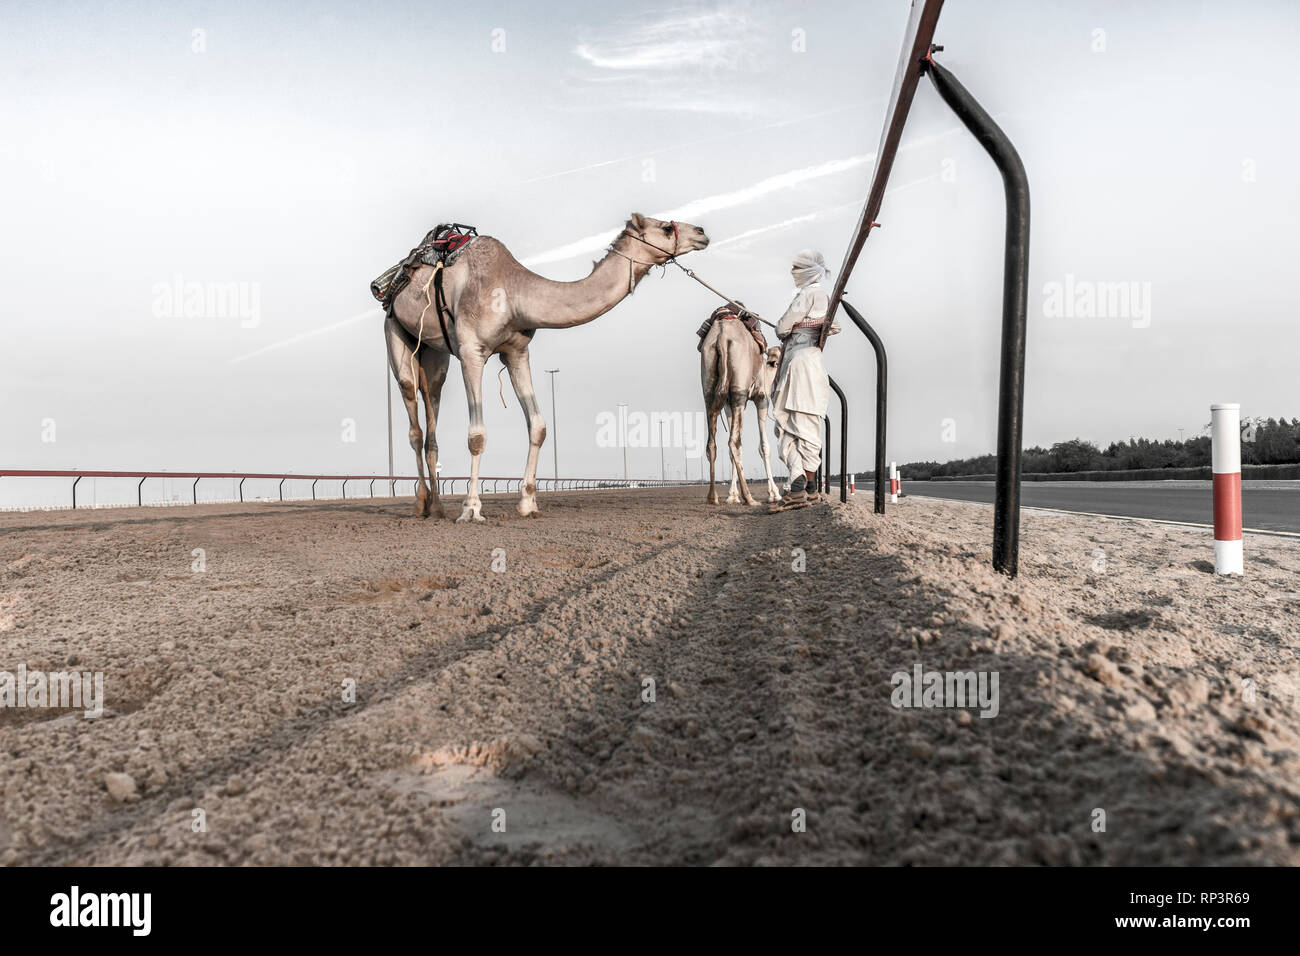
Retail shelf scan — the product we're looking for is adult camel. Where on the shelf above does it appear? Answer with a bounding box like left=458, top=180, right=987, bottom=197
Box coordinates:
left=700, top=311, right=782, bottom=506
left=384, top=213, right=709, bottom=522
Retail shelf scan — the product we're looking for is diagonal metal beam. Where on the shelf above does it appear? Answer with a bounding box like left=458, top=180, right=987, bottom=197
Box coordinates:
left=827, top=0, right=945, bottom=326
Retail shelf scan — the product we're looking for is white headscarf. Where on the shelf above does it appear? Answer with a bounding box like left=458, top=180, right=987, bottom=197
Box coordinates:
left=792, top=249, right=829, bottom=289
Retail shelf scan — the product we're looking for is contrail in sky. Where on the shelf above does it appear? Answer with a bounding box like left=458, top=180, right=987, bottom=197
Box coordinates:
left=707, top=174, right=942, bottom=251
left=515, top=103, right=873, bottom=185
left=229, top=308, right=379, bottom=364
left=522, top=127, right=960, bottom=267
left=232, top=139, right=954, bottom=362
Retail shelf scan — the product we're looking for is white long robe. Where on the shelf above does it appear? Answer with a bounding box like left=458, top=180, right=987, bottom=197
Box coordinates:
left=771, top=280, right=839, bottom=474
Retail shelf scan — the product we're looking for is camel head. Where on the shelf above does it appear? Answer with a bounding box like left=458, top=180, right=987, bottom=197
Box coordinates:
left=765, top=347, right=781, bottom=368
left=623, top=212, right=709, bottom=263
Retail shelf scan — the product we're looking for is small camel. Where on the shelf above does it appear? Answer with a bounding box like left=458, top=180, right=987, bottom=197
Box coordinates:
left=701, top=317, right=782, bottom=506
left=385, top=213, right=709, bottom=522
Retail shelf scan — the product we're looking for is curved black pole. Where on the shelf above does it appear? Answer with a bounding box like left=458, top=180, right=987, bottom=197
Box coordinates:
left=72, top=475, right=82, bottom=509
left=827, top=375, right=849, bottom=502
left=137, top=476, right=146, bottom=506
left=839, top=299, right=888, bottom=515
left=192, top=477, right=200, bottom=504
left=927, top=54, right=1030, bottom=577
left=239, top=476, right=246, bottom=502
left=279, top=477, right=286, bottom=501
left=820, top=416, right=830, bottom=494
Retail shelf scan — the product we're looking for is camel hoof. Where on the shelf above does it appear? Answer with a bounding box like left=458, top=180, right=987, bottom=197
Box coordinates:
left=517, top=499, right=540, bottom=518
left=455, top=503, right=484, bottom=524
left=706, top=494, right=719, bottom=505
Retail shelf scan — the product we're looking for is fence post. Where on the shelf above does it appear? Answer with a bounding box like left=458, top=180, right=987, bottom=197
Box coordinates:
left=137, top=476, right=146, bottom=507
left=239, top=477, right=246, bottom=502
left=828, top=376, right=849, bottom=502
left=839, top=299, right=888, bottom=515
left=1211, top=403, right=1244, bottom=575
left=926, top=53, right=1030, bottom=577
left=72, top=476, right=81, bottom=510
left=192, top=477, right=200, bottom=504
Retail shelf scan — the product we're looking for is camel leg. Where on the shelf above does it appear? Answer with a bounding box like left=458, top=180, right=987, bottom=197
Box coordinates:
left=726, top=407, right=742, bottom=503
left=456, top=349, right=488, bottom=523
left=727, top=394, right=756, bottom=506
left=753, top=395, right=781, bottom=503
left=501, top=348, right=545, bottom=517
left=704, top=405, right=722, bottom=505
left=418, top=346, right=451, bottom=519
left=386, top=316, right=431, bottom=516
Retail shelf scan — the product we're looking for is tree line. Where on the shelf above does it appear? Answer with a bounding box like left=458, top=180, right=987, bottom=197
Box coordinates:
left=888, top=417, right=1300, bottom=481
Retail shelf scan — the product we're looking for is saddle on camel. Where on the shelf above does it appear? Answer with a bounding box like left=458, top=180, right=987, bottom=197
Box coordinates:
left=695, top=302, right=767, bottom=353
left=370, top=223, right=480, bottom=346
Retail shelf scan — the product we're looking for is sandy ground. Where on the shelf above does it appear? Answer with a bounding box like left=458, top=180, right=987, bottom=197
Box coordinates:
left=1, top=487, right=1298, bottom=866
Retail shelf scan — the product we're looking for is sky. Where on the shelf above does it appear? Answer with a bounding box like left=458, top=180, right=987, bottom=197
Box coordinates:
left=1, top=0, right=1297, bottom=505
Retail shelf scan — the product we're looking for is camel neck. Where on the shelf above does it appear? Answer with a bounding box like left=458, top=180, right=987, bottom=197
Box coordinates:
left=514, top=236, right=655, bottom=331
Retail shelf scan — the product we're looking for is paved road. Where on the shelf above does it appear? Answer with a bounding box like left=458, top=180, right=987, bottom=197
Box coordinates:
left=908, top=481, right=1300, bottom=534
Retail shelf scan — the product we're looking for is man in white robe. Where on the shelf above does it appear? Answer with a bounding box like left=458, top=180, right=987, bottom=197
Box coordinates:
left=769, top=249, right=839, bottom=510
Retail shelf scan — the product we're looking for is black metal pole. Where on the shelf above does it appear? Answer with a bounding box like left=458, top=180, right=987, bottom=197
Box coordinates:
left=827, top=376, right=849, bottom=502
left=137, top=476, right=146, bottom=506
left=839, top=299, right=888, bottom=515
left=926, top=55, right=1030, bottom=577
left=821, top=416, right=830, bottom=495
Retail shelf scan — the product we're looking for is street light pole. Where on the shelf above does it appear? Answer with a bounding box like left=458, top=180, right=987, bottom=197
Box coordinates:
left=385, top=349, right=394, bottom=496
left=546, top=369, right=560, bottom=479
left=660, top=422, right=666, bottom=481
left=617, top=403, right=629, bottom=480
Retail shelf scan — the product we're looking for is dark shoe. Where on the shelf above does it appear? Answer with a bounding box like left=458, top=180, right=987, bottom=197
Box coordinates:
left=768, top=475, right=809, bottom=513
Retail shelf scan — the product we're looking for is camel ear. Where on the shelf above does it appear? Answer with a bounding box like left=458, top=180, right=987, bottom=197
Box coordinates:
left=629, top=212, right=646, bottom=230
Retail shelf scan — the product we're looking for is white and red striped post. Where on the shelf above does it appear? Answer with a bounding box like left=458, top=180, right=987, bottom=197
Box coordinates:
left=1211, top=403, right=1243, bottom=575
left=889, top=461, right=899, bottom=504
left=849, top=473, right=856, bottom=495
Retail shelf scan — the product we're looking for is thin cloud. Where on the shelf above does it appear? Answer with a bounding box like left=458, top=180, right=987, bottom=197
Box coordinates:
left=240, top=148, right=952, bottom=364
left=522, top=155, right=870, bottom=267
left=574, top=9, right=761, bottom=72
left=709, top=174, right=942, bottom=252
left=522, top=128, right=960, bottom=267
left=516, top=103, right=873, bottom=186
left=567, top=7, right=768, bottom=114
left=229, top=308, right=379, bottom=364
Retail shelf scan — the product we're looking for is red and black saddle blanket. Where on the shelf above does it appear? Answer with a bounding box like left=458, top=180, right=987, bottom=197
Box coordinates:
left=370, top=223, right=479, bottom=310
left=696, top=303, right=767, bottom=352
